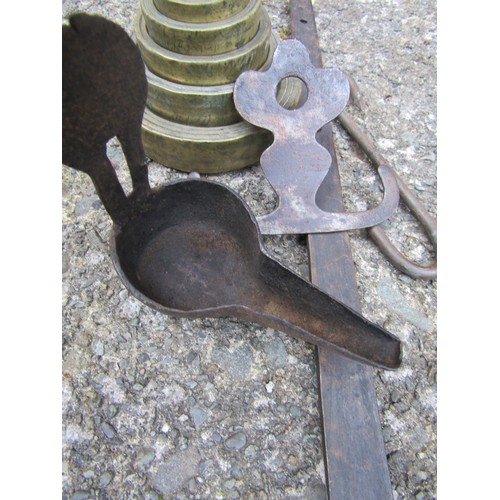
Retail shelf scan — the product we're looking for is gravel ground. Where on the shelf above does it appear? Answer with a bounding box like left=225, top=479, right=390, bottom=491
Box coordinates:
left=62, top=0, right=437, bottom=498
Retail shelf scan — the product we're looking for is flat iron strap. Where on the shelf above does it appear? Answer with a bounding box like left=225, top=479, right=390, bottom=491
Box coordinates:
left=290, top=0, right=393, bottom=498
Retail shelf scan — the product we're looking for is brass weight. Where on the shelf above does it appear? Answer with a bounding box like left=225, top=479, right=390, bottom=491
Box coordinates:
left=141, top=108, right=273, bottom=173
left=135, top=11, right=272, bottom=85
left=145, top=35, right=303, bottom=126
left=142, top=0, right=261, bottom=56
left=154, top=0, right=249, bottom=23
left=135, top=0, right=299, bottom=172
left=145, top=67, right=243, bottom=126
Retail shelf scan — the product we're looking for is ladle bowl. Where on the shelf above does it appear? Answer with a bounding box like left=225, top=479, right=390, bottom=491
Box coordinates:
left=111, top=179, right=401, bottom=370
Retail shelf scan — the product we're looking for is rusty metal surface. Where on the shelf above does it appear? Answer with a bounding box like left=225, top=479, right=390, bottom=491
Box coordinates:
left=111, top=179, right=401, bottom=369
left=234, top=40, right=400, bottom=235
left=62, top=13, right=150, bottom=224
left=289, top=0, right=394, bottom=497
left=62, top=13, right=402, bottom=370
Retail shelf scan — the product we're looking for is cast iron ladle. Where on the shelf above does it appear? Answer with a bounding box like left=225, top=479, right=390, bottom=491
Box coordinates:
left=62, top=13, right=401, bottom=370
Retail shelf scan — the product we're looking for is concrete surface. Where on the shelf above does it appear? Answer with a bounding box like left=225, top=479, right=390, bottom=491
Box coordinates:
left=62, top=0, right=437, bottom=498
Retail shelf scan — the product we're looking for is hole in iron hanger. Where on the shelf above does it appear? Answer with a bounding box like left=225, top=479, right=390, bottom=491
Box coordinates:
left=276, top=76, right=308, bottom=110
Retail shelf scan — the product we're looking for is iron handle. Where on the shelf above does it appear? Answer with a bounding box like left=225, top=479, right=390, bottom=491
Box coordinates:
left=367, top=175, right=437, bottom=280
left=338, top=110, right=437, bottom=280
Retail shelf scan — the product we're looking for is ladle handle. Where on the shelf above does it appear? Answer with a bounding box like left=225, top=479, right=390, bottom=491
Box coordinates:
left=252, top=257, right=401, bottom=370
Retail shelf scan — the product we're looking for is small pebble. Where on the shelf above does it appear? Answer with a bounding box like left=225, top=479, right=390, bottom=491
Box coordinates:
left=211, top=431, right=222, bottom=443
left=99, top=471, right=114, bottom=487
left=101, top=422, right=116, bottom=439
left=244, top=445, right=257, bottom=458
left=188, top=478, right=197, bottom=493
left=391, top=390, right=401, bottom=403
left=72, top=492, right=91, bottom=500
left=107, top=404, right=118, bottom=419
left=263, top=336, right=287, bottom=368
left=137, top=448, right=155, bottom=469
left=415, top=470, right=429, bottom=483
left=137, top=353, right=150, bottom=363
left=186, top=350, right=199, bottom=364
left=94, top=341, right=104, bottom=357
left=224, top=479, right=236, bottom=489
left=74, top=195, right=98, bottom=217
left=225, top=432, right=247, bottom=450
left=198, top=459, right=214, bottom=476
left=190, top=407, right=208, bottom=428
left=289, top=404, right=302, bottom=418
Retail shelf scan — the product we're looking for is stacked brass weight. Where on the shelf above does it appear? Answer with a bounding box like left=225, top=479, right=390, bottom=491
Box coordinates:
left=135, top=0, right=302, bottom=173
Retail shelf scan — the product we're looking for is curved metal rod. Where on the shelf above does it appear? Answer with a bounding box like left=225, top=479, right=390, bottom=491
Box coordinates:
left=338, top=110, right=437, bottom=280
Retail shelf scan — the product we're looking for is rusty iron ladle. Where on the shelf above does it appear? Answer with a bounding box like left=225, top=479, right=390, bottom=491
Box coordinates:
left=62, top=13, right=401, bottom=370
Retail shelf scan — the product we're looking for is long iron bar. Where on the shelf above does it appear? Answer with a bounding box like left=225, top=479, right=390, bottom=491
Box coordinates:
left=290, top=0, right=394, bottom=497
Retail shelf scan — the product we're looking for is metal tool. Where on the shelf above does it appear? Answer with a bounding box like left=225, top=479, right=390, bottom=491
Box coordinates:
left=338, top=112, right=437, bottom=280
left=62, top=13, right=402, bottom=369
left=289, top=0, right=395, bottom=497
left=234, top=40, right=400, bottom=235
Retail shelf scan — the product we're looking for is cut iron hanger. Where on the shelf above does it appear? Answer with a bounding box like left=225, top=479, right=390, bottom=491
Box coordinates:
left=234, top=40, right=400, bottom=235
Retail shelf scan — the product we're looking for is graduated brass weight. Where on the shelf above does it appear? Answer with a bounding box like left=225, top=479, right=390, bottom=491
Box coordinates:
left=136, top=0, right=303, bottom=173
left=154, top=0, right=249, bottom=22
left=141, top=0, right=262, bottom=55
left=62, top=14, right=401, bottom=370
left=134, top=9, right=272, bottom=85
left=234, top=40, right=401, bottom=235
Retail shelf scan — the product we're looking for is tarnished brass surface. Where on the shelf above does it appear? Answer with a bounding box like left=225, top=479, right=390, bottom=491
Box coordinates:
left=145, top=35, right=304, bottom=126
left=154, top=0, right=248, bottom=23
left=146, top=68, right=239, bottom=126
left=135, top=10, right=272, bottom=85
left=142, top=0, right=261, bottom=55
left=141, top=107, right=273, bottom=172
